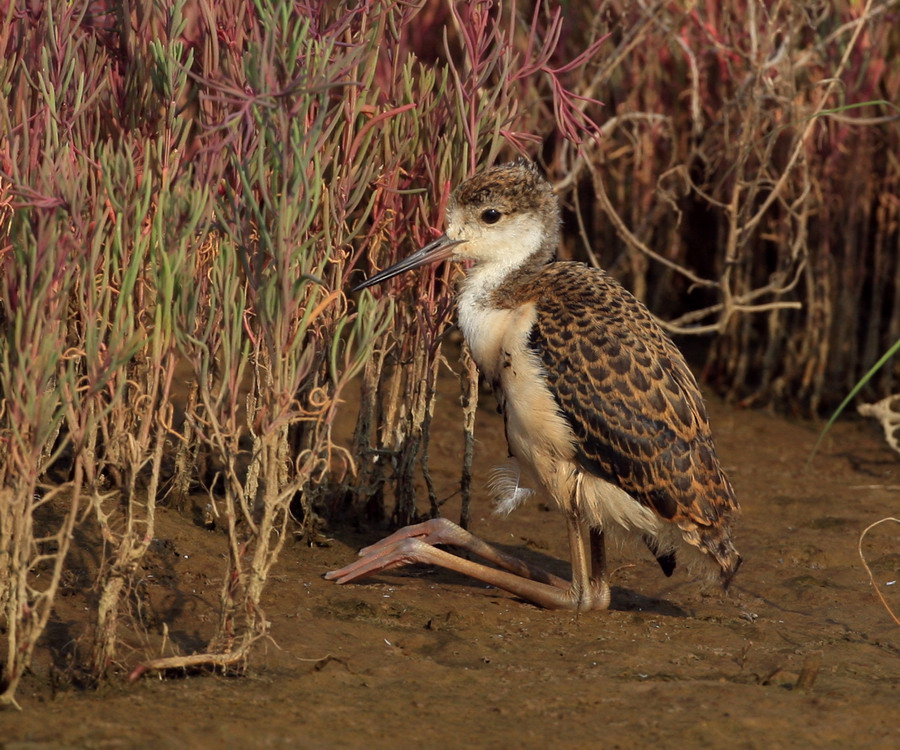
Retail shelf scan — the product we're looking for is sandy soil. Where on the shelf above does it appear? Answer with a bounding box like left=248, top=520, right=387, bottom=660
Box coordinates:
left=2, top=367, right=898, bottom=749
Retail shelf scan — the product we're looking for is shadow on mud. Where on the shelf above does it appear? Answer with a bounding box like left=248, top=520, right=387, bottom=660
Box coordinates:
left=321, top=528, right=692, bottom=618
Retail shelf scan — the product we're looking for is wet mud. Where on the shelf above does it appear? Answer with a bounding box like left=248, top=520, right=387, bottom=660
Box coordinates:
left=2, top=370, right=898, bottom=749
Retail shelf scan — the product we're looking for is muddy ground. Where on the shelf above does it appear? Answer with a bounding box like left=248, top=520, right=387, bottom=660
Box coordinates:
left=2, top=365, right=898, bottom=749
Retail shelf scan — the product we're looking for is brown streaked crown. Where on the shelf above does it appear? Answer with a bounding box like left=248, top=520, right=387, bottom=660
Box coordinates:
left=452, top=159, right=560, bottom=223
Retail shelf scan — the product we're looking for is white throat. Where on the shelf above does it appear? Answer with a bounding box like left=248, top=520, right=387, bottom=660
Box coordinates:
left=456, top=256, right=539, bottom=375
left=449, top=212, right=550, bottom=369
left=452, top=216, right=545, bottom=303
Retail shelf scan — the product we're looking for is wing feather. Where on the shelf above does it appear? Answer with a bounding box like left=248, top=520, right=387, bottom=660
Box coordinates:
left=522, top=264, right=738, bottom=552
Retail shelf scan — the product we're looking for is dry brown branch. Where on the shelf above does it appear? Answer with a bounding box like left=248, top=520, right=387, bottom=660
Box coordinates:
left=858, top=517, right=900, bottom=627
left=1, top=477, right=84, bottom=708
left=740, top=0, right=878, bottom=241
left=459, top=342, right=479, bottom=531
left=127, top=632, right=266, bottom=682
left=591, top=166, right=718, bottom=290
left=90, top=352, right=177, bottom=680
left=553, top=113, right=672, bottom=193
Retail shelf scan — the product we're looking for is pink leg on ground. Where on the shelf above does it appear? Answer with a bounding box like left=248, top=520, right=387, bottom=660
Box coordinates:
left=324, top=517, right=610, bottom=611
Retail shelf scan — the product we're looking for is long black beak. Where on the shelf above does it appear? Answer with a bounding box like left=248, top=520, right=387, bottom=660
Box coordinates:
left=353, top=235, right=465, bottom=292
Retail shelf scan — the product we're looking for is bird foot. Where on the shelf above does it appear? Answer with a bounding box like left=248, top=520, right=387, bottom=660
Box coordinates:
left=324, top=518, right=467, bottom=584
left=324, top=517, right=610, bottom=611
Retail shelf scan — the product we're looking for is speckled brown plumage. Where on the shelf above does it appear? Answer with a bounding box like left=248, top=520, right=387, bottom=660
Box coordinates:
left=453, top=158, right=558, bottom=219
left=328, top=159, right=741, bottom=611
left=498, top=262, right=740, bottom=580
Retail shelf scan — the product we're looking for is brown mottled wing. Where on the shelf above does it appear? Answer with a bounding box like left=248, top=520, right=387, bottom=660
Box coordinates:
left=525, top=263, right=739, bottom=573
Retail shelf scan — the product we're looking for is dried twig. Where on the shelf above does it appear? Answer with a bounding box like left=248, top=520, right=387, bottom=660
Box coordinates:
left=858, top=518, right=900, bottom=627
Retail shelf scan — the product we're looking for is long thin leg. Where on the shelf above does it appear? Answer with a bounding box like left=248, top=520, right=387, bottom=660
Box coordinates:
left=564, top=512, right=592, bottom=604
left=325, top=517, right=610, bottom=611
left=563, top=514, right=611, bottom=611
left=589, top=527, right=611, bottom=610
left=325, top=518, right=568, bottom=588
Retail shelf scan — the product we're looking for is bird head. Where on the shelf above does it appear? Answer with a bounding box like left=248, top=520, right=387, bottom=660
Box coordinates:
left=354, top=159, right=560, bottom=292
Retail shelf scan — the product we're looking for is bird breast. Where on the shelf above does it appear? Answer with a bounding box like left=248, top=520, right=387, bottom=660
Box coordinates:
left=457, top=292, right=577, bottom=472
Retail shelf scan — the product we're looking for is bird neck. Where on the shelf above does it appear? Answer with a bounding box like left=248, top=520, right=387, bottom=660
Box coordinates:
left=460, top=245, right=555, bottom=311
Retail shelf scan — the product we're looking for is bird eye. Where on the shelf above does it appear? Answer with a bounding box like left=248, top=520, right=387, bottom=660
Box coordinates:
left=481, top=208, right=502, bottom=225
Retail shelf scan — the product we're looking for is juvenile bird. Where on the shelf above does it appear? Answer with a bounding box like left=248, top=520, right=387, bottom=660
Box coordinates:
left=326, top=159, right=741, bottom=611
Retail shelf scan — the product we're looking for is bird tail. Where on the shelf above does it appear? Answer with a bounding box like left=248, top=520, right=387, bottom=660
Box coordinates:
left=707, top=534, right=742, bottom=590
left=679, top=522, right=742, bottom=590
